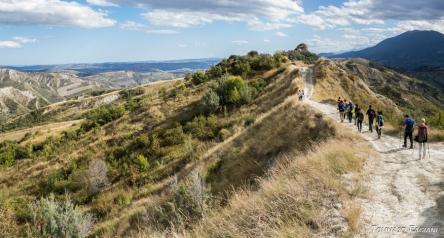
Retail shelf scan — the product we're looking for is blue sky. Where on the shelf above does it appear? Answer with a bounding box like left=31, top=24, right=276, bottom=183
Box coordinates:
left=0, top=0, right=443, bottom=65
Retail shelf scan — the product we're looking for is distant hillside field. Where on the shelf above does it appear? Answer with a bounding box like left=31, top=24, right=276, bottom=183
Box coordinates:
left=0, top=59, right=219, bottom=120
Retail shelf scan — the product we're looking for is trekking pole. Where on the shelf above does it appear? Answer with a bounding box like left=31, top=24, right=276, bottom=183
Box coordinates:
left=427, top=142, right=431, bottom=159
left=399, top=131, right=403, bottom=148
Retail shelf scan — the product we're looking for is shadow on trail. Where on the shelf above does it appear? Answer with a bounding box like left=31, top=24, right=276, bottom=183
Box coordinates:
left=319, top=99, right=336, bottom=105
left=380, top=148, right=406, bottom=154
left=413, top=192, right=444, bottom=238
left=383, top=159, right=420, bottom=165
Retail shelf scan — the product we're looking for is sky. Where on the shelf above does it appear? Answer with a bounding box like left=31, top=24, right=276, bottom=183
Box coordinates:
left=0, top=0, right=443, bottom=65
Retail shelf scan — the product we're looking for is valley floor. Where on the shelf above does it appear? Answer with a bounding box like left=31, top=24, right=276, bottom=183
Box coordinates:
left=301, top=67, right=444, bottom=238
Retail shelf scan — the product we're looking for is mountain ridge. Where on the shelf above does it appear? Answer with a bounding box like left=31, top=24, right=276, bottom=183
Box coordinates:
left=329, top=30, right=444, bottom=71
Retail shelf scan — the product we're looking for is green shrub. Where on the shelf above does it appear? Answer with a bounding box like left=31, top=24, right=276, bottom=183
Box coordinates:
left=249, top=54, right=276, bottom=71
left=81, top=104, right=126, bottom=132
left=89, top=104, right=126, bottom=126
left=0, top=141, right=30, bottom=166
left=286, top=44, right=319, bottom=64
left=29, top=195, right=93, bottom=238
left=218, top=128, right=232, bottom=141
left=134, top=154, right=150, bottom=172
left=192, top=71, right=209, bottom=85
left=249, top=77, right=267, bottom=93
left=13, top=197, right=33, bottom=223
left=216, top=76, right=252, bottom=106
left=185, top=115, right=219, bottom=140
left=230, top=60, right=251, bottom=78
left=119, top=87, right=145, bottom=99
left=206, top=65, right=225, bottom=79
left=114, top=191, right=133, bottom=206
left=162, top=124, right=186, bottom=146
left=199, top=90, right=220, bottom=115
left=153, top=173, right=206, bottom=229
left=430, top=111, right=444, bottom=129
left=133, top=134, right=150, bottom=149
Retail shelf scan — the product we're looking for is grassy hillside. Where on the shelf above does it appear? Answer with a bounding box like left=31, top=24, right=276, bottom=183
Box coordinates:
left=2, top=48, right=443, bottom=237
left=3, top=51, right=344, bottom=237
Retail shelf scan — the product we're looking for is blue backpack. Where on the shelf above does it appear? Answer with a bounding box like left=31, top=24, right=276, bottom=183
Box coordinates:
left=404, top=118, right=415, bottom=131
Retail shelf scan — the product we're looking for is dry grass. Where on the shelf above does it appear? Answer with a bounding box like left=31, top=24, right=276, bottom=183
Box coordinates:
left=0, top=207, right=19, bottom=237
left=131, top=137, right=369, bottom=238
left=313, top=59, right=403, bottom=126
left=197, top=139, right=366, bottom=237
left=428, top=128, right=444, bottom=142
left=0, top=119, right=82, bottom=144
left=342, top=202, right=362, bottom=233
left=204, top=102, right=337, bottom=195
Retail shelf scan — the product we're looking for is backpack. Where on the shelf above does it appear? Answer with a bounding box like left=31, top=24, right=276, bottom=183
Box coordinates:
left=338, top=102, right=345, bottom=112
left=368, top=109, right=376, bottom=119
left=417, top=126, right=428, bottom=142
left=405, top=118, right=415, bottom=131
left=377, top=115, right=384, bottom=127
left=357, top=112, right=364, bottom=121
left=348, top=102, right=353, bottom=112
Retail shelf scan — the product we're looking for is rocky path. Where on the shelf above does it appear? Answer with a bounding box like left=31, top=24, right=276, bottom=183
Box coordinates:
left=301, top=67, right=444, bottom=238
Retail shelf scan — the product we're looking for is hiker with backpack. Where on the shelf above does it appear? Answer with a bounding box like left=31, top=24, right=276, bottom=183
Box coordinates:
left=356, top=108, right=364, bottom=132
left=403, top=115, right=415, bottom=149
left=376, top=111, right=384, bottom=139
left=338, top=99, right=346, bottom=122
left=366, top=105, right=376, bottom=133
left=415, top=118, right=429, bottom=159
left=354, top=104, right=360, bottom=125
left=347, top=101, right=353, bottom=123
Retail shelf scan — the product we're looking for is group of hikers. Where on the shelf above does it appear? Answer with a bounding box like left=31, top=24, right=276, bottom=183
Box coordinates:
left=336, top=97, right=430, bottom=160
left=297, top=90, right=305, bottom=101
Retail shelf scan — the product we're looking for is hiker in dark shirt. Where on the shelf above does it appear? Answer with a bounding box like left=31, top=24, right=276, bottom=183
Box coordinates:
left=356, top=108, right=364, bottom=133
left=366, top=105, right=376, bottom=133
left=403, top=115, right=415, bottom=149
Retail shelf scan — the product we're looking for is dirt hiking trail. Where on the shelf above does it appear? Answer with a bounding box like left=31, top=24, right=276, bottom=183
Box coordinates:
left=300, top=67, right=444, bottom=238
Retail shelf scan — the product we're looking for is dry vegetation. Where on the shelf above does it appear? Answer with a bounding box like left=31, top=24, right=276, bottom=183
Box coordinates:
left=3, top=52, right=437, bottom=237
left=313, top=58, right=444, bottom=140
left=133, top=135, right=370, bottom=238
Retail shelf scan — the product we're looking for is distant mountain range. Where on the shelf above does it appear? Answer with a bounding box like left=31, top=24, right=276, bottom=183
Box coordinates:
left=4, top=58, right=221, bottom=76
left=325, top=30, right=444, bottom=90
left=328, top=30, right=444, bottom=71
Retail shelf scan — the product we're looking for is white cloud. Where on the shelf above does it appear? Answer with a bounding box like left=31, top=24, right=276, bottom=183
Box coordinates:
left=395, top=19, right=444, bottom=33
left=119, top=21, right=145, bottom=31
left=0, top=0, right=115, bottom=28
left=264, top=39, right=270, bottom=43
left=247, top=19, right=292, bottom=31
left=307, top=32, right=387, bottom=53
left=145, top=29, right=178, bottom=34
left=276, top=32, right=287, bottom=37
left=13, top=37, right=37, bottom=44
left=87, top=0, right=118, bottom=7
left=0, top=36, right=36, bottom=48
left=119, top=21, right=178, bottom=34
left=0, top=40, right=21, bottom=48
left=232, top=40, right=249, bottom=45
left=143, top=10, right=235, bottom=28
left=110, top=0, right=303, bottom=31
left=177, top=43, right=188, bottom=48
left=299, top=0, right=444, bottom=33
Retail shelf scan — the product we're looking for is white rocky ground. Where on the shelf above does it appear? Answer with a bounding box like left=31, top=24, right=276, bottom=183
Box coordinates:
left=301, top=67, right=444, bottom=238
